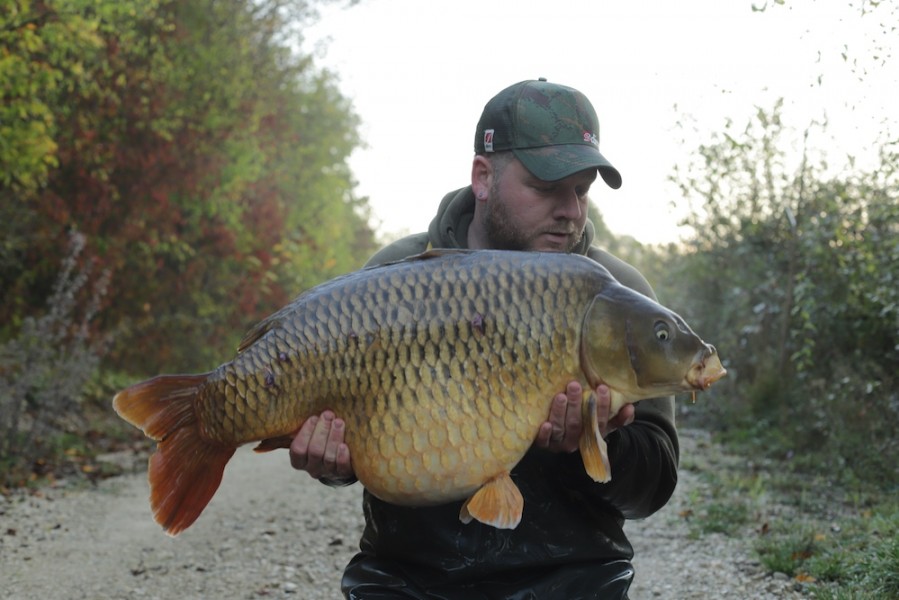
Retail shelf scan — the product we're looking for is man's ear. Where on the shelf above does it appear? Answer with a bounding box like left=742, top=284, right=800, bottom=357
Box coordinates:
left=471, top=155, right=492, bottom=201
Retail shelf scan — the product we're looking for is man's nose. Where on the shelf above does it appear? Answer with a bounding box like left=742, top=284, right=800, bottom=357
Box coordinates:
left=554, top=189, right=583, bottom=221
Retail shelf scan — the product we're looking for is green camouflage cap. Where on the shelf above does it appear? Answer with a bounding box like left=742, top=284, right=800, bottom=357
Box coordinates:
left=474, top=78, right=621, bottom=188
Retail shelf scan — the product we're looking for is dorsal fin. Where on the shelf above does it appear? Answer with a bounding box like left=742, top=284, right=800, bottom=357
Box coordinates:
left=414, top=248, right=465, bottom=259
left=237, top=248, right=470, bottom=354
left=237, top=314, right=282, bottom=353
left=374, top=248, right=470, bottom=268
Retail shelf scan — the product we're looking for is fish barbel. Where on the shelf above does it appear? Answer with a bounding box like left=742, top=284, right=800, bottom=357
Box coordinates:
left=113, top=249, right=725, bottom=535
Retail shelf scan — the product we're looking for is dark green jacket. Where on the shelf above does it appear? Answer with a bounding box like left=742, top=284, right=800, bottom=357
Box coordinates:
left=356, top=186, right=679, bottom=581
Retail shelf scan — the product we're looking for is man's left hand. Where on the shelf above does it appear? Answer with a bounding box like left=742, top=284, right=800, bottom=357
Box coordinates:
left=534, top=381, right=635, bottom=453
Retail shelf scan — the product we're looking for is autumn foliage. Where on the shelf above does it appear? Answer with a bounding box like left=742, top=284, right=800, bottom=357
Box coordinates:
left=1, top=0, right=376, bottom=374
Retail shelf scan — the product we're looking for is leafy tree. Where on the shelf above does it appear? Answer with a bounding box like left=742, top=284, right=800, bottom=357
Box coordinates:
left=0, top=0, right=100, bottom=193
left=662, top=103, right=898, bottom=487
left=1, top=0, right=376, bottom=374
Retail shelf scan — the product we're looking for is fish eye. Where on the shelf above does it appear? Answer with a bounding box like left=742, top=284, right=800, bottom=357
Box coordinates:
left=654, top=321, right=671, bottom=341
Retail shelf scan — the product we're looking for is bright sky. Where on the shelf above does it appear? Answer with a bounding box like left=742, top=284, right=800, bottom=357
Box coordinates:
left=302, top=0, right=896, bottom=245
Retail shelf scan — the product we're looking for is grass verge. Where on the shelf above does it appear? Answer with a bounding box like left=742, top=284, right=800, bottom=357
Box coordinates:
left=682, top=431, right=899, bottom=600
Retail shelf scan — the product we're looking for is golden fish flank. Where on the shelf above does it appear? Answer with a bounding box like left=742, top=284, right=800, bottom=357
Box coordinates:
left=113, top=249, right=726, bottom=536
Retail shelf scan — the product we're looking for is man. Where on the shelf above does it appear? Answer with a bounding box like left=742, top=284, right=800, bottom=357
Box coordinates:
left=290, top=79, right=679, bottom=599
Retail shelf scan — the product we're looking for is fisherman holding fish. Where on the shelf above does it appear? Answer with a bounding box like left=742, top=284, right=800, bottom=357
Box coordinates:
left=292, top=79, right=680, bottom=599
left=116, top=79, right=724, bottom=595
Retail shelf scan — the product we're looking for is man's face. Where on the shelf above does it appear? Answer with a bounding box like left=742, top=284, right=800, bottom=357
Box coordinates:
left=484, top=158, right=597, bottom=252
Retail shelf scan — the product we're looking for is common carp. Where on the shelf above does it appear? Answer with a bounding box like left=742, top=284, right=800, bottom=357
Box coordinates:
left=114, top=249, right=725, bottom=536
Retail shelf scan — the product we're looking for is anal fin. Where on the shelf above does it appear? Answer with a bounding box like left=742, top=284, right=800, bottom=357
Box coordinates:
left=579, top=393, right=612, bottom=483
left=459, top=472, right=523, bottom=529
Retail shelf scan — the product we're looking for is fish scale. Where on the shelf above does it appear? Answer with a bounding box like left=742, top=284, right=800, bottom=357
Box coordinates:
left=113, top=249, right=726, bottom=535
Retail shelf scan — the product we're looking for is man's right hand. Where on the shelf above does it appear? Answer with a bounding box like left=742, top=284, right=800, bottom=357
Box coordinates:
left=289, top=410, right=355, bottom=481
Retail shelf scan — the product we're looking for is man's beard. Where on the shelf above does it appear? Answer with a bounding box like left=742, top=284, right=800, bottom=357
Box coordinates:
left=483, top=189, right=584, bottom=252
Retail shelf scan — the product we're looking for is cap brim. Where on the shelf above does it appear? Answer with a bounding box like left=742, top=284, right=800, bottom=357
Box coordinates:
left=514, top=145, right=622, bottom=189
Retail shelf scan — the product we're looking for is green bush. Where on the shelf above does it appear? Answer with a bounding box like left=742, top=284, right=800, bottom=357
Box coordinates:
left=659, top=104, right=899, bottom=491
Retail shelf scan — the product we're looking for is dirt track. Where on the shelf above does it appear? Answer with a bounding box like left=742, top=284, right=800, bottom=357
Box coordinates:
left=1, top=430, right=806, bottom=599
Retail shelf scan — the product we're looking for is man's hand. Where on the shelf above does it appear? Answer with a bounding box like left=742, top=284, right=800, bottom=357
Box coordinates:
left=534, top=382, right=635, bottom=452
left=289, top=410, right=354, bottom=481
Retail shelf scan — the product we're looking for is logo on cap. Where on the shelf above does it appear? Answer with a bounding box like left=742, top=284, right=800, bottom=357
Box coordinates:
left=484, top=129, right=495, bottom=153
left=583, top=131, right=598, bottom=146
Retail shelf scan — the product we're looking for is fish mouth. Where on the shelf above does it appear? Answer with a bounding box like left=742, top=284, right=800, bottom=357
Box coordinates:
left=686, top=346, right=727, bottom=390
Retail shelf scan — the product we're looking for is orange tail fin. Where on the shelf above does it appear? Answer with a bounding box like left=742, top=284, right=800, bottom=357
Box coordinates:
left=113, top=374, right=235, bottom=536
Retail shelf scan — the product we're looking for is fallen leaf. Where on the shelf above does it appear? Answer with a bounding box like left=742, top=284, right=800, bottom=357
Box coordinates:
left=791, top=550, right=813, bottom=561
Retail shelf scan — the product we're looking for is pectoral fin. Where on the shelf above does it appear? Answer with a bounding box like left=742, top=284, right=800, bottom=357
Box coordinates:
left=579, top=394, right=612, bottom=483
left=459, top=472, right=523, bottom=529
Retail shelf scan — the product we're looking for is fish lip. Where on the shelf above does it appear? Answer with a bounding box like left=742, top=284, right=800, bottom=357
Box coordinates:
left=692, top=366, right=727, bottom=390
left=686, top=348, right=727, bottom=390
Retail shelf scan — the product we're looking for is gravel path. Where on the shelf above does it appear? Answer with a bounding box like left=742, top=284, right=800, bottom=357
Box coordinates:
left=1, top=430, right=807, bottom=599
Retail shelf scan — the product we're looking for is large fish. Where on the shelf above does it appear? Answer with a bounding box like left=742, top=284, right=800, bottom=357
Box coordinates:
left=114, top=249, right=725, bottom=536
